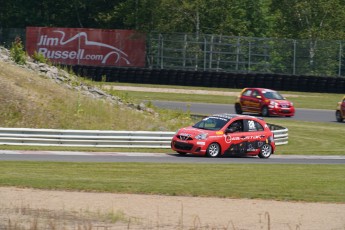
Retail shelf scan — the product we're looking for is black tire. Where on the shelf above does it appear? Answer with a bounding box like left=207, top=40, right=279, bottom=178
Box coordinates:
left=336, top=110, right=343, bottom=122
left=261, top=106, right=269, bottom=117
left=235, top=103, right=243, bottom=114
left=258, top=144, right=272, bottom=158
left=206, top=143, right=221, bottom=158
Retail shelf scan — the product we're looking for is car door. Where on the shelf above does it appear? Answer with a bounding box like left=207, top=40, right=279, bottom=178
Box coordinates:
left=240, top=89, right=253, bottom=111
left=249, top=90, right=262, bottom=113
left=242, top=119, right=267, bottom=154
left=224, top=119, right=248, bottom=155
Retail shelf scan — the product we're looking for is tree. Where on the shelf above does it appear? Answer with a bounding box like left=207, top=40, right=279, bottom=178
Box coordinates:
left=269, top=0, right=345, bottom=75
left=269, top=0, right=345, bottom=40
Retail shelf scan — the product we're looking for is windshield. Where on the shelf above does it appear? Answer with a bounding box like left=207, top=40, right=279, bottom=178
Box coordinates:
left=263, top=91, right=284, bottom=100
left=192, top=116, right=229, bottom=131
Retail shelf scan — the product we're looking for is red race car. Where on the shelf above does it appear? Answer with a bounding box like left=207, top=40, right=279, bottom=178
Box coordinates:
left=235, top=88, right=295, bottom=117
left=171, top=114, right=275, bottom=158
left=335, top=96, right=345, bottom=122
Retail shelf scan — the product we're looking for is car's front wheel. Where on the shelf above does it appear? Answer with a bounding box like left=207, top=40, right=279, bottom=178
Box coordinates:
left=206, top=143, right=221, bottom=157
left=235, top=103, right=243, bottom=114
left=336, top=110, right=343, bottom=122
left=261, top=106, right=269, bottom=117
left=258, top=144, right=272, bottom=158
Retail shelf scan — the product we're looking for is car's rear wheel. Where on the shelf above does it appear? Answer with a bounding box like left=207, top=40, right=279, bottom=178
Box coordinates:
left=258, top=144, right=272, bottom=158
left=261, top=106, right=269, bottom=117
left=235, top=103, right=243, bottom=114
left=206, top=143, right=221, bottom=157
left=336, top=110, right=343, bottom=122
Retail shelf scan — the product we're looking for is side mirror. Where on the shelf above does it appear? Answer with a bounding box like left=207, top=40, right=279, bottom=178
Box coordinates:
left=226, top=127, right=236, bottom=133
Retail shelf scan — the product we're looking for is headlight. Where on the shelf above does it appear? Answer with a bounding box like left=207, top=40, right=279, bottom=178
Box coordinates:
left=195, top=133, right=208, bottom=140
left=269, top=101, right=278, bottom=108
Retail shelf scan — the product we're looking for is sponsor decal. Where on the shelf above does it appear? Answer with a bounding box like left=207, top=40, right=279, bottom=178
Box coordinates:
left=247, top=143, right=256, bottom=151
left=216, top=131, right=224, bottom=135
left=26, top=27, right=146, bottom=67
left=196, top=142, right=206, bottom=146
left=225, top=135, right=232, bottom=143
left=225, top=135, right=263, bottom=143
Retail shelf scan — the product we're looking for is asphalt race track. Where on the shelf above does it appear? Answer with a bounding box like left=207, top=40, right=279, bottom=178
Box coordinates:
left=1, top=150, right=345, bottom=164
left=152, top=100, right=340, bottom=123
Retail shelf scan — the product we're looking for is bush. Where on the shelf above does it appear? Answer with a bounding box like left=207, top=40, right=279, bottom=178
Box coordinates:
left=32, top=51, right=50, bottom=64
left=10, top=36, right=26, bottom=65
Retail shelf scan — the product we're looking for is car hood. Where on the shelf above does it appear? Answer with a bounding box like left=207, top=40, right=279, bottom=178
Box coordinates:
left=177, top=126, right=213, bottom=136
left=272, top=99, right=292, bottom=105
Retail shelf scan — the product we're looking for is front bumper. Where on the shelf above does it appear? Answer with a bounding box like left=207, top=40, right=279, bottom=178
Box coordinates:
left=269, top=108, right=295, bottom=116
left=171, top=139, right=207, bottom=155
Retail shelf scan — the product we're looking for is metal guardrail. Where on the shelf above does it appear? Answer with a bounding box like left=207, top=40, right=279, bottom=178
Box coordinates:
left=0, top=128, right=174, bottom=148
left=0, top=126, right=288, bottom=148
left=268, top=124, right=289, bottom=145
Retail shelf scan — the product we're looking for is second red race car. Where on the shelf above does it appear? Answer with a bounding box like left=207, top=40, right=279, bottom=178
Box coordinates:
left=235, top=88, right=295, bottom=117
left=171, top=113, right=275, bottom=158
left=335, top=96, right=345, bottom=122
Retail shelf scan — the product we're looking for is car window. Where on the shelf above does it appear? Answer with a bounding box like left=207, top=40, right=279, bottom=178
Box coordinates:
left=227, top=120, right=243, bottom=132
left=262, top=91, right=284, bottom=100
left=193, top=117, right=229, bottom=130
left=246, top=119, right=264, bottom=132
left=242, top=89, right=252, bottom=96
left=252, top=90, right=260, bottom=98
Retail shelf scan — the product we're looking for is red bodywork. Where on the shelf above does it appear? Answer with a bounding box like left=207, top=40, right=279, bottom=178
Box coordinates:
left=171, top=114, right=275, bottom=158
left=235, top=88, right=295, bottom=117
left=341, top=98, right=345, bottom=116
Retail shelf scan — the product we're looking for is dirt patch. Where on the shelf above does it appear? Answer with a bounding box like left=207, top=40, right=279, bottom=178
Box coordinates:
left=1, top=187, right=344, bottom=229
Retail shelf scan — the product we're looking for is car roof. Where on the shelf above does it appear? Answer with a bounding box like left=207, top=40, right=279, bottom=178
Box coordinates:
left=208, top=113, right=264, bottom=121
left=244, top=87, right=276, bottom=92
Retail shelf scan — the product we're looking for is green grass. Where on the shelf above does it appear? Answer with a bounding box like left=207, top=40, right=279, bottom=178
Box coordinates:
left=0, top=161, right=344, bottom=203
left=111, top=90, right=233, bottom=104
left=264, top=119, right=345, bottom=155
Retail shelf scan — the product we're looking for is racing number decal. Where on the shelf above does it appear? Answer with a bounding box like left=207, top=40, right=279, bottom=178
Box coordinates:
left=248, top=120, right=256, bottom=131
